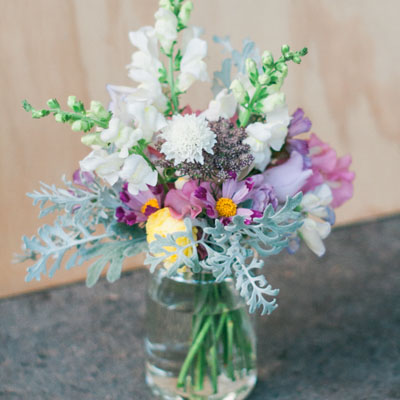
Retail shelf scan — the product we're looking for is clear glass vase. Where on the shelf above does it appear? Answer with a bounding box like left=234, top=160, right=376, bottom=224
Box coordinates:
left=145, top=268, right=257, bottom=400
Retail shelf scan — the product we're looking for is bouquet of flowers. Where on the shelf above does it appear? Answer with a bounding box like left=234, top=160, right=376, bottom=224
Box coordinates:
left=18, top=0, right=354, bottom=398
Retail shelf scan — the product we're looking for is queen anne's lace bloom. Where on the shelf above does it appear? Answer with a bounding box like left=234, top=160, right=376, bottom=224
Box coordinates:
left=160, top=114, right=216, bottom=165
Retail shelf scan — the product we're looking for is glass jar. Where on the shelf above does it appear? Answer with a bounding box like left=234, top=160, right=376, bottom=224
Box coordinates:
left=145, top=268, right=257, bottom=400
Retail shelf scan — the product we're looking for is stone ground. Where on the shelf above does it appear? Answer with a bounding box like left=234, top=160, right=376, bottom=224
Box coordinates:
left=0, top=215, right=399, bottom=400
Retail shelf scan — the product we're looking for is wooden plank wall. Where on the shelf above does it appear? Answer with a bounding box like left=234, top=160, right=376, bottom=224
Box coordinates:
left=1, top=0, right=399, bottom=298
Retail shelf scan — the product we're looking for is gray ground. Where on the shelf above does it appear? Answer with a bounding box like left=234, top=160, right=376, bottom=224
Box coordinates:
left=1, top=215, right=399, bottom=400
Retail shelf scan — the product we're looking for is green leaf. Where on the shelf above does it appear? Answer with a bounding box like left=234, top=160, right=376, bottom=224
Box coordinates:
left=86, top=257, right=108, bottom=288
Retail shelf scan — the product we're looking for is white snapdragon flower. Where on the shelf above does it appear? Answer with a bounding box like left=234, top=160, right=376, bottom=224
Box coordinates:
left=299, top=184, right=334, bottom=257
left=177, top=37, right=208, bottom=92
left=127, top=27, right=167, bottom=112
left=154, top=8, right=178, bottom=54
left=100, top=117, right=143, bottom=158
left=80, top=149, right=124, bottom=185
left=202, top=89, right=237, bottom=121
left=301, top=184, right=333, bottom=219
left=299, top=218, right=331, bottom=257
left=119, top=154, right=158, bottom=195
left=126, top=102, right=167, bottom=143
left=244, top=102, right=291, bottom=170
left=160, top=114, right=216, bottom=165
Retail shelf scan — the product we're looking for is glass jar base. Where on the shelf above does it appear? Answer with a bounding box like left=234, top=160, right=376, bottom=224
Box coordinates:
left=146, top=363, right=257, bottom=400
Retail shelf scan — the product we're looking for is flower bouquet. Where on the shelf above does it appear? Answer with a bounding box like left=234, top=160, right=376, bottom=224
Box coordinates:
left=18, top=1, right=355, bottom=399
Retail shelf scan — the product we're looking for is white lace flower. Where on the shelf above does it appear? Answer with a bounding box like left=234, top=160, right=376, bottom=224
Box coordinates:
left=80, top=149, right=124, bottom=185
left=154, top=8, right=178, bottom=53
left=202, top=89, right=237, bottom=121
left=244, top=102, right=291, bottom=170
left=119, top=154, right=158, bottom=195
left=160, top=114, right=216, bottom=165
left=177, top=38, right=208, bottom=92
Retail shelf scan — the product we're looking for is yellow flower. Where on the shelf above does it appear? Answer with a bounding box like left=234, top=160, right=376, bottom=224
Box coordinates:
left=146, top=207, right=196, bottom=267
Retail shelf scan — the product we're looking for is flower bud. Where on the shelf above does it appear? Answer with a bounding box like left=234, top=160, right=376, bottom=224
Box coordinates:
left=47, top=98, right=60, bottom=109
left=245, top=58, right=257, bottom=75
left=281, top=44, right=290, bottom=54
left=72, top=120, right=89, bottom=132
left=178, top=1, right=193, bottom=25
left=90, top=101, right=109, bottom=120
left=67, top=95, right=77, bottom=109
left=292, top=55, right=302, bottom=64
left=230, top=79, right=246, bottom=103
left=54, top=113, right=64, bottom=123
left=276, top=62, right=288, bottom=75
left=262, top=50, right=274, bottom=67
left=159, top=0, right=173, bottom=11
left=81, top=132, right=105, bottom=147
left=258, top=73, right=271, bottom=85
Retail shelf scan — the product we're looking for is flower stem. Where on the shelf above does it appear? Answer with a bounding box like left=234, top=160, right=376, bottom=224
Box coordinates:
left=226, top=316, right=236, bottom=381
left=177, top=316, right=213, bottom=388
left=239, top=83, right=262, bottom=127
left=167, top=45, right=179, bottom=113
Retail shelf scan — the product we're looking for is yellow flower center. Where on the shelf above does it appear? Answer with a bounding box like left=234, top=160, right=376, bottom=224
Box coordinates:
left=215, top=197, right=237, bottom=218
left=141, top=198, right=160, bottom=215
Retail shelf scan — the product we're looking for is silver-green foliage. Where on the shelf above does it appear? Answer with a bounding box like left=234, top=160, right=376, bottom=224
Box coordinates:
left=145, top=193, right=304, bottom=315
left=18, top=177, right=147, bottom=286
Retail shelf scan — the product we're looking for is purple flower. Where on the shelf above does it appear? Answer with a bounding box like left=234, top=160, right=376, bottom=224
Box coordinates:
left=72, top=169, right=95, bottom=188
left=263, top=151, right=313, bottom=203
left=287, top=108, right=311, bottom=160
left=194, top=175, right=276, bottom=225
left=115, top=183, right=164, bottom=226
left=288, top=108, right=312, bottom=137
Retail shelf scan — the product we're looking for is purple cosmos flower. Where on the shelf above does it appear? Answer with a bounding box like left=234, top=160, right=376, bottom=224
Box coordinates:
left=115, top=183, right=164, bottom=226
left=194, top=174, right=276, bottom=225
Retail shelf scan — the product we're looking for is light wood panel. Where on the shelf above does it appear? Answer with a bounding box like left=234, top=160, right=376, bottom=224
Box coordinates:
left=1, top=0, right=399, bottom=298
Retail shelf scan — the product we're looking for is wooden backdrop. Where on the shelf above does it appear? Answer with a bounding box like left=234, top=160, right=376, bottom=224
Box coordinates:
left=1, top=0, right=399, bottom=298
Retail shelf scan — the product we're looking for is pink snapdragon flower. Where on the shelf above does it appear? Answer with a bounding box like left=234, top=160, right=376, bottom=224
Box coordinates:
left=115, top=183, right=164, bottom=226
left=194, top=174, right=277, bottom=225
left=264, top=151, right=313, bottom=203
left=302, top=134, right=355, bottom=208
left=165, top=180, right=203, bottom=219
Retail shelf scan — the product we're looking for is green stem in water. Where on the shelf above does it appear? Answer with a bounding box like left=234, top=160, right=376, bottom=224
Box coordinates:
left=226, top=316, right=236, bottom=381
left=194, top=344, right=205, bottom=391
left=177, top=316, right=213, bottom=388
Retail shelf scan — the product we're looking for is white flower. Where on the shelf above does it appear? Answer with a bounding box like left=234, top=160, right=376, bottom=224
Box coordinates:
left=261, top=92, right=286, bottom=113
left=127, top=27, right=168, bottom=112
left=299, top=184, right=334, bottom=256
left=106, top=85, right=136, bottom=125
left=230, top=79, right=247, bottom=103
left=299, top=218, right=331, bottom=257
left=177, top=38, right=208, bottom=92
left=119, top=154, right=158, bottom=195
left=126, top=102, right=167, bottom=143
left=80, top=149, right=124, bottom=185
left=301, top=184, right=333, bottom=219
left=154, top=8, right=178, bottom=54
left=160, top=114, right=216, bottom=165
left=100, top=117, right=143, bottom=158
left=203, top=89, right=237, bottom=121
left=244, top=103, right=291, bottom=170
